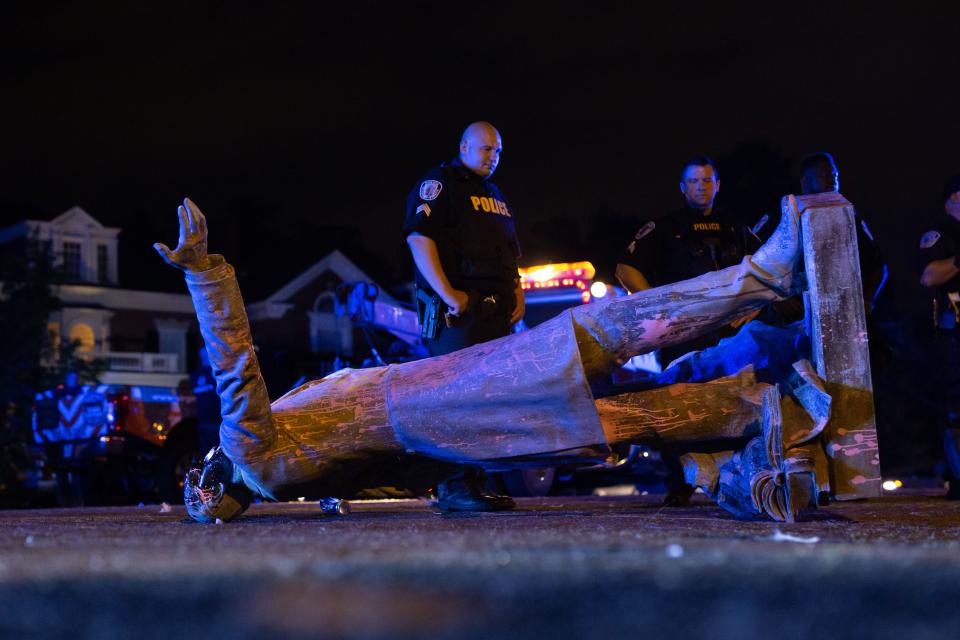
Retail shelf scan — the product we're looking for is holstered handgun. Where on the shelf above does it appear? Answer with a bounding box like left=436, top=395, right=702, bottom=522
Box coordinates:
left=415, top=287, right=444, bottom=340
left=418, top=288, right=508, bottom=337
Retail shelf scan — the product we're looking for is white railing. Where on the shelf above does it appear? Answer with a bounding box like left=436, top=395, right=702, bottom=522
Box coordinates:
left=77, top=351, right=180, bottom=373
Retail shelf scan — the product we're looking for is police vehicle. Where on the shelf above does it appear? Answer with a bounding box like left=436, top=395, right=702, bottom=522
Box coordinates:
left=32, top=382, right=198, bottom=506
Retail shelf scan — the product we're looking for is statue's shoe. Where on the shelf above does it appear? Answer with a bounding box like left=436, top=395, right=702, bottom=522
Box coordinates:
left=747, top=194, right=804, bottom=297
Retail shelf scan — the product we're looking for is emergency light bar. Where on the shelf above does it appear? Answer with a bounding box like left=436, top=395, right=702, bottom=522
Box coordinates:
left=519, top=261, right=596, bottom=291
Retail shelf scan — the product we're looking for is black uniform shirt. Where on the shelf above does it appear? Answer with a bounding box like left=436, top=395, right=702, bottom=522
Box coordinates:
left=918, top=213, right=960, bottom=328
left=403, top=157, right=520, bottom=296
left=190, top=365, right=220, bottom=427
left=620, top=205, right=744, bottom=287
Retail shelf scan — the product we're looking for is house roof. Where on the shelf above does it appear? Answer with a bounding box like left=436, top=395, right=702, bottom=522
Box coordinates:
left=0, top=206, right=121, bottom=244
left=49, top=206, right=120, bottom=236
left=246, top=249, right=399, bottom=321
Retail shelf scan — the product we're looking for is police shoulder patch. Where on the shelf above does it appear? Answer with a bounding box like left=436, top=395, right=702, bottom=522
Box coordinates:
left=920, top=230, right=941, bottom=249
left=419, top=180, right=443, bottom=201
left=634, top=221, right=655, bottom=241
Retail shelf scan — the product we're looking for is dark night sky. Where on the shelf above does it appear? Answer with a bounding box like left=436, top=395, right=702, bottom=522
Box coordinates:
left=2, top=1, right=959, bottom=316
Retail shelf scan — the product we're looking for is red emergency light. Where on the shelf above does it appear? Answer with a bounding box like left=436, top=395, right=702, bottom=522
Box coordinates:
left=519, top=261, right=596, bottom=292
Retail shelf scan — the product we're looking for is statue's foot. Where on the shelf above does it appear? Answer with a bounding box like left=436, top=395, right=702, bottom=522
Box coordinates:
left=748, top=194, right=803, bottom=296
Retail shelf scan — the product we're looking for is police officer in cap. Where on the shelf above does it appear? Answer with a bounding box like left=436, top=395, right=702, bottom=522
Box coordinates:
left=403, top=121, right=525, bottom=511
left=918, top=174, right=960, bottom=499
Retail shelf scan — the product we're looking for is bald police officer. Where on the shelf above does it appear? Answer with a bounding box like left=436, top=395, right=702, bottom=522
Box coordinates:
left=404, top=121, right=525, bottom=511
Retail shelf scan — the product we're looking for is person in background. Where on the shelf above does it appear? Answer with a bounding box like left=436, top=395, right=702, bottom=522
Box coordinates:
left=190, top=345, right=219, bottom=453
left=615, top=157, right=752, bottom=504
left=766, top=151, right=887, bottom=325
left=918, top=174, right=960, bottom=499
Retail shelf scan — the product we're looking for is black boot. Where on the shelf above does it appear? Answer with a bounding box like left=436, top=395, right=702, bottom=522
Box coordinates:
left=661, top=450, right=695, bottom=507
left=436, top=468, right=515, bottom=512
left=945, top=428, right=960, bottom=500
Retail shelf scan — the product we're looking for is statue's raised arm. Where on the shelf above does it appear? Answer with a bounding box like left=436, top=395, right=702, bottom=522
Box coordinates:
left=155, top=198, right=276, bottom=522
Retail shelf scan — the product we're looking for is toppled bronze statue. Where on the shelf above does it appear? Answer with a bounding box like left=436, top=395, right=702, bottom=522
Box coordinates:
left=155, top=195, right=839, bottom=523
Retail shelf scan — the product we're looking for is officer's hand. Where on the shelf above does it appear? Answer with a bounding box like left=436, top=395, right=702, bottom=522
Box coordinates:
left=154, top=198, right=215, bottom=272
left=730, top=309, right=761, bottom=330
left=511, top=286, right=525, bottom=325
left=445, top=289, right=470, bottom=316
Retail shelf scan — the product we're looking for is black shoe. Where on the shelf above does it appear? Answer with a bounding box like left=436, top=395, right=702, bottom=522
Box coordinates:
left=662, top=482, right=695, bottom=507
left=436, top=470, right=515, bottom=512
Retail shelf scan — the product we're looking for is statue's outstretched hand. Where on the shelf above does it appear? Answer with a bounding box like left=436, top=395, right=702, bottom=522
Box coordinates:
left=154, top=198, right=215, bottom=272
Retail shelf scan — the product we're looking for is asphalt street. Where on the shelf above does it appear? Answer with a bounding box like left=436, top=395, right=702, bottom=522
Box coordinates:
left=1, top=491, right=958, bottom=639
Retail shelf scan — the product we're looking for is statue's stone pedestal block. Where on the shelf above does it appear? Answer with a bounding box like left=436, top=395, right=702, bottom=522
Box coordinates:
left=799, top=192, right=881, bottom=500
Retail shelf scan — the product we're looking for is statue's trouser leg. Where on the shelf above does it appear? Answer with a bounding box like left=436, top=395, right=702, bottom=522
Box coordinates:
left=594, top=368, right=765, bottom=446
left=571, top=256, right=796, bottom=379
left=596, top=357, right=829, bottom=522
left=571, top=195, right=799, bottom=381
left=571, top=258, right=794, bottom=381
left=595, top=368, right=768, bottom=508
left=593, top=368, right=773, bottom=514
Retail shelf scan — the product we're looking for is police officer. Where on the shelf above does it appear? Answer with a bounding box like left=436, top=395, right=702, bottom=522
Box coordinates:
left=190, top=345, right=220, bottom=453
left=755, top=152, right=889, bottom=331
left=405, top=121, right=524, bottom=353
left=918, top=174, right=960, bottom=499
left=615, top=156, right=748, bottom=506
left=805, top=153, right=886, bottom=308
left=403, top=121, right=524, bottom=511
left=616, top=157, right=743, bottom=291
left=616, top=157, right=748, bottom=355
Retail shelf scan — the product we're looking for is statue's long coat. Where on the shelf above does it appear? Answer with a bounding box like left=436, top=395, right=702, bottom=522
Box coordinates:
left=186, top=228, right=794, bottom=499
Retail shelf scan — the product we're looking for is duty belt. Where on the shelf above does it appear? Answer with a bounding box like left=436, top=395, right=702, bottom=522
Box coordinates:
left=414, top=286, right=510, bottom=338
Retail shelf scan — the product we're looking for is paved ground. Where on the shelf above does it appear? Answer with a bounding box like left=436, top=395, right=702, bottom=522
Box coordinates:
left=1, top=491, right=959, bottom=639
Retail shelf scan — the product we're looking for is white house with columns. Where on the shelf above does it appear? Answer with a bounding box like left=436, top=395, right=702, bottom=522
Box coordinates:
left=1, top=206, right=408, bottom=391
left=0, top=207, right=196, bottom=387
